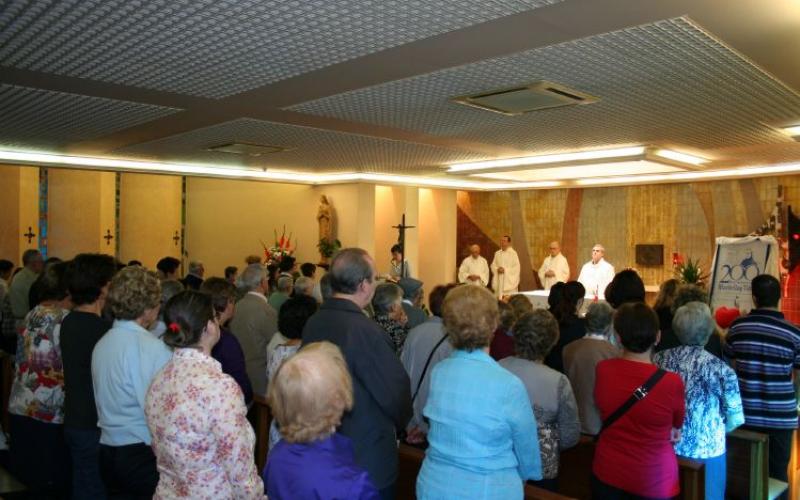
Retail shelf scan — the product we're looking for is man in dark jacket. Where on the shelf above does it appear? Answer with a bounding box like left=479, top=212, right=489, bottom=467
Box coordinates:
left=303, top=248, right=412, bottom=499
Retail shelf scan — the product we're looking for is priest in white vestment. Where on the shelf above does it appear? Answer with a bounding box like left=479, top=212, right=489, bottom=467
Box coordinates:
left=458, top=244, right=490, bottom=286
left=490, top=236, right=521, bottom=297
left=577, top=244, right=615, bottom=299
left=538, top=241, right=570, bottom=290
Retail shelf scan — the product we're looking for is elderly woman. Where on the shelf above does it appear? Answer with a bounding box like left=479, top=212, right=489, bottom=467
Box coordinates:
left=417, top=285, right=541, bottom=499
left=593, top=303, right=686, bottom=499
left=372, top=282, right=408, bottom=353
left=500, top=310, right=580, bottom=492
left=562, top=302, right=619, bottom=436
left=146, top=290, right=264, bottom=498
left=654, top=302, right=744, bottom=500
left=91, top=266, right=172, bottom=496
left=264, top=341, right=379, bottom=499
left=8, top=262, right=71, bottom=496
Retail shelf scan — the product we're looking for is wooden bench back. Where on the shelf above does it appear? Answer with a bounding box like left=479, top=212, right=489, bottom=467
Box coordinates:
left=726, top=428, right=771, bottom=500
left=557, top=436, right=704, bottom=500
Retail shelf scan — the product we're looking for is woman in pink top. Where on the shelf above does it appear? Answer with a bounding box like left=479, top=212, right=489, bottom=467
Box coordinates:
left=592, top=302, right=685, bottom=499
left=145, top=291, right=264, bottom=499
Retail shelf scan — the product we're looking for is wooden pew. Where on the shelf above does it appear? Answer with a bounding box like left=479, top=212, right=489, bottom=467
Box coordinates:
left=253, top=394, right=272, bottom=472
left=557, top=436, right=705, bottom=500
left=726, top=428, right=788, bottom=500
left=397, top=443, right=577, bottom=500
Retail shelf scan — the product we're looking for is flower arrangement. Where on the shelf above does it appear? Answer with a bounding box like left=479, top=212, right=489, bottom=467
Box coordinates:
left=674, top=257, right=709, bottom=286
left=261, top=226, right=294, bottom=266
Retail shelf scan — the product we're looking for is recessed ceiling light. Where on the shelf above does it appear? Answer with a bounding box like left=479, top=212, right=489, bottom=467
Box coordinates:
left=447, top=146, right=647, bottom=173
left=781, top=125, right=800, bottom=137
left=448, top=146, right=707, bottom=175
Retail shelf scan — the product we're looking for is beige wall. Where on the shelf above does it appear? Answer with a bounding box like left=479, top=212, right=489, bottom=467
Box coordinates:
left=0, top=166, right=460, bottom=294
left=119, top=173, right=182, bottom=268
left=418, top=188, right=458, bottom=288
left=184, top=179, right=382, bottom=278
left=48, top=169, right=116, bottom=259
left=0, top=165, right=39, bottom=264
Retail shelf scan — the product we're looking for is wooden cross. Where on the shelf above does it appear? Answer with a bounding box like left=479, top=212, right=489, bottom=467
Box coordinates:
left=103, top=229, right=114, bottom=246
left=23, top=226, right=36, bottom=243
left=173, top=231, right=181, bottom=246
left=391, top=214, right=416, bottom=278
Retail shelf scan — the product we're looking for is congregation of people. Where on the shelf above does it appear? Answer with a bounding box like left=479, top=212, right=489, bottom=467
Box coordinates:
left=0, top=236, right=797, bottom=500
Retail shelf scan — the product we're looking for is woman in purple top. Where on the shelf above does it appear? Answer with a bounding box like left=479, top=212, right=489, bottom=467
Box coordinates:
left=263, top=341, right=379, bottom=500
left=200, top=277, right=253, bottom=404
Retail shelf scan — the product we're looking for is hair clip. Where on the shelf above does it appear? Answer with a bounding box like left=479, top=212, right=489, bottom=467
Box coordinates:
left=168, top=322, right=180, bottom=333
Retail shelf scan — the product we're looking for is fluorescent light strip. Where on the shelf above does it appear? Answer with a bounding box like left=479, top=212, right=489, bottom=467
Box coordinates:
left=575, top=162, right=800, bottom=186
left=782, top=125, right=800, bottom=137
left=0, top=149, right=564, bottom=191
left=447, top=146, right=646, bottom=172
left=652, top=149, right=706, bottom=166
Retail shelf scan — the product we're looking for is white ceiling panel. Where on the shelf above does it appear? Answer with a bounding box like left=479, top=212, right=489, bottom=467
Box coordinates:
left=116, top=118, right=490, bottom=173
left=0, top=0, right=560, bottom=98
left=0, top=83, right=179, bottom=150
left=289, top=17, right=800, bottom=155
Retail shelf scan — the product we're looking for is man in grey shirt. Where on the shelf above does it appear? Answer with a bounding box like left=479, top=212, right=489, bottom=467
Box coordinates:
left=9, top=249, right=43, bottom=325
left=399, top=284, right=456, bottom=442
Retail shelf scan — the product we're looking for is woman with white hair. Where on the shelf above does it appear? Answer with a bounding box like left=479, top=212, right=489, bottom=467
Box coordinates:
left=654, top=301, right=744, bottom=500
left=264, top=341, right=379, bottom=499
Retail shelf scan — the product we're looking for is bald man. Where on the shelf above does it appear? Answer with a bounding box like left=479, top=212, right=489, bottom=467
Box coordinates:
left=577, top=244, right=615, bottom=299
left=458, top=244, right=490, bottom=286
left=538, top=241, right=570, bottom=290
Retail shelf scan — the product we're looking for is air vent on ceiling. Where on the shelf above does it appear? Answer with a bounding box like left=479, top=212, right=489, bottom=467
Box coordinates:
left=452, top=80, right=599, bottom=116
left=207, top=142, right=289, bottom=156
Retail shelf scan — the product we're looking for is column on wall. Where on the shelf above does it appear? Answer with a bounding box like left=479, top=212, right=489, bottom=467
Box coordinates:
left=418, top=188, right=457, bottom=290
left=45, top=169, right=116, bottom=259
left=0, top=165, right=39, bottom=264
left=119, top=173, right=182, bottom=268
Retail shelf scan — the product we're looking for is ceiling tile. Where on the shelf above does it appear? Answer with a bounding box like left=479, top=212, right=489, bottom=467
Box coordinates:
left=289, top=17, right=800, bottom=156
left=0, top=0, right=560, bottom=98
left=0, top=83, right=179, bottom=150
left=115, top=118, right=490, bottom=173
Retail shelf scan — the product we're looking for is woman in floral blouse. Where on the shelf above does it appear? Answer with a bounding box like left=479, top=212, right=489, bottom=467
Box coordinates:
left=145, top=290, right=264, bottom=499
left=371, top=282, right=408, bottom=354
left=8, top=262, right=72, bottom=496
left=654, top=301, right=744, bottom=500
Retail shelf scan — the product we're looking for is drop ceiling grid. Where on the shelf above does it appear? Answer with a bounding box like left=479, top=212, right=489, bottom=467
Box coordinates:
left=115, top=118, right=491, bottom=174
left=289, top=17, right=800, bottom=154
left=0, top=83, right=179, bottom=149
left=0, top=0, right=560, bottom=98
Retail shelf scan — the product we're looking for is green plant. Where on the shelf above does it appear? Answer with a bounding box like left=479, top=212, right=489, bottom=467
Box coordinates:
left=317, top=238, right=342, bottom=258
left=674, top=257, right=709, bottom=285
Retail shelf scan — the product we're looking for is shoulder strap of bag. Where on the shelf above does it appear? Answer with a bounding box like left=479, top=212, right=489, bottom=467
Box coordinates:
left=596, top=368, right=667, bottom=441
left=411, top=334, right=449, bottom=403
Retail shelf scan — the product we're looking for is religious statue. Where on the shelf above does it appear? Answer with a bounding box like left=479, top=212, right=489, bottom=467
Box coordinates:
left=317, top=195, right=332, bottom=243
left=317, top=195, right=340, bottom=264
